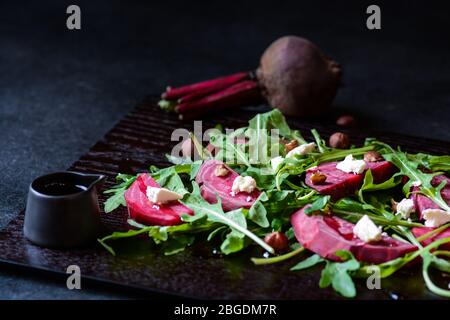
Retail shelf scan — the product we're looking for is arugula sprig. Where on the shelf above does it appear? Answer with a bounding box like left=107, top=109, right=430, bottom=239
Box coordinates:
left=181, top=182, right=274, bottom=254
left=103, top=174, right=136, bottom=213
left=291, top=251, right=360, bottom=298
left=376, top=142, right=450, bottom=211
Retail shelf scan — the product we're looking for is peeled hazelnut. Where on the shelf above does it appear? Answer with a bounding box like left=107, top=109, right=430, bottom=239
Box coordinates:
left=310, top=171, right=327, bottom=185
left=329, top=132, right=350, bottom=149
left=364, top=151, right=383, bottom=162
left=214, top=164, right=229, bottom=177
left=336, top=115, right=356, bottom=127
left=264, top=232, right=288, bottom=252
left=181, top=138, right=196, bottom=159
left=284, top=140, right=299, bottom=153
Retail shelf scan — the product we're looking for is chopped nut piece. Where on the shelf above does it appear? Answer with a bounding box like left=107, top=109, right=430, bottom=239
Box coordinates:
left=264, top=232, right=288, bottom=252
left=310, top=171, right=327, bottom=185
left=214, top=164, right=229, bottom=177
left=284, top=139, right=299, bottom=153
left=364, top=151, right=383, bottom=162
left=391, top=199, right=398, bottom=213
left=329, top=132, right=350, bottom=149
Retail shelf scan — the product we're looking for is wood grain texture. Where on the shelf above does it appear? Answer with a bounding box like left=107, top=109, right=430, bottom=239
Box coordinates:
left=0, top=96, right=449, bottom=299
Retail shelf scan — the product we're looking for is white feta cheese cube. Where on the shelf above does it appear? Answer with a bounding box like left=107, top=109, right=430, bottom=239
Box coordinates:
left=336, top=154, right=367, bottom=174
left=353, top=215, right=382, bottom=243
left=411, top=180, right=422, bottom=187
left=270, top=156, right=284, bottom=172
left=231, top=175, right=257, bottom=194
left=146, top=187, right=182, bottom=204
left=396, top=198, right=415, bottom=219
left=423, top=208, right=450, bottom=227
left=286, top=142, right=316, bottom=158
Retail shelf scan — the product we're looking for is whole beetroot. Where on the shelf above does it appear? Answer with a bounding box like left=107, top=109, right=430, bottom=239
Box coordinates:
left=256, top=36, right=341, bottom=116
left=160, top=35, right=341, bottom=118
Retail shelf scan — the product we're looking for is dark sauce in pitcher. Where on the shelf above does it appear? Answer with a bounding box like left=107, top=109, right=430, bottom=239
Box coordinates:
left=38, top=182, right=87, bottom=196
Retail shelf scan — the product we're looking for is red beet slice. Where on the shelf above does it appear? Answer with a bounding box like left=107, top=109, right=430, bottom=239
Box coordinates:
left=305, top=160, right=397, bottom=200
left=412, top=227, right=450, bottom=250
left=124, top=173, right=193, bottom=226
left=291, top=206, right=417, bottom=263
left=412, top=175, right=450, bottom=219
left=196, top=160, right=260, bottom=211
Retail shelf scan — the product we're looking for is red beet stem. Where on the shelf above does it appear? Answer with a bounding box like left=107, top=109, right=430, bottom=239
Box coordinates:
left=163, top=72, right=250, bottom=101
left=176, top=80, right=260, bottom=116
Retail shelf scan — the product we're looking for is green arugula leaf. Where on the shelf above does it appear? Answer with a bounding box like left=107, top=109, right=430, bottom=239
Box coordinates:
left=221, top=229, right=245, bottom=255
left=333, top=198, right=423, bottom=228
left=248, top=192, right=270, bottom=228
left=181, top=182, right=274, bottom=253
left=207, top=226, right=227, bottom=241
left=103, top=174, right=137, bottom=213
left=311, top=129, right=330, bottom=153
left=377, top=142, right=450, bottom=211
left=304, top=195, right=330, bottom=215
left=290, top=254, right=325, bottom=271
left=248, top=109, right=291, bottom=138
left=162, top=235, right=195, bottom=255
left=413, top=153, right=450, bottom=173
left=358, top=169, right=401, bottom=202
left=319, top=250, right=360, bottom=298
left=151, top=165, right=189, bottom=195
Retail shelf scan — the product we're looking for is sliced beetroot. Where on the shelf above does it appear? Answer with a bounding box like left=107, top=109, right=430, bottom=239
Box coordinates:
left=412, top=227, right=450, bottom=250
left=305, top=160, right=397, bottom=200
left=124, top=173, right=193, bottom=226
left=196, top=160, right=260, bottom=211
left=412, top=175, right=450, bottom=219
left=291, top=206, right=416, bottom=263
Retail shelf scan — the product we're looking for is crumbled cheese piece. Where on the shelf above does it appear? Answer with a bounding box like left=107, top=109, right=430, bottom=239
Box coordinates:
left=411, top=180, right=422, bottom=187
left=231, top=175, right=257, bottom=194
left=336, top=154, right=367, bottom=174
left=423, top=208, right=450, bottom=227
left=286, top=142, right=316, bottom=158
left=353, top=215, right=382, bottom=243
left=146, top=187, right=182, bottom=204
left=396, top=198, right=415, bottom=219
left=270, top=156, right=284, bottom=172
left=214, top=164, right=229, bottom=177
left=246, top=196, right=252, bottom=202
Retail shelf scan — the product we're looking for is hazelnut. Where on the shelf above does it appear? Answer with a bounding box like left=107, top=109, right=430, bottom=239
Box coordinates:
left=181, top=138, right=196, bottom=159
left=310, top=171, right=327, bottom=185
left=336, top=115, right=356, bottom=127
left=264, top=232, right=288, bottom=252
left=214, top=164, right=229, bottom=177
left=329, top=132, right=350, bottom=149
left=364, top=151, right=383, bottom=162
left=284, top=140, right=299, bottom=153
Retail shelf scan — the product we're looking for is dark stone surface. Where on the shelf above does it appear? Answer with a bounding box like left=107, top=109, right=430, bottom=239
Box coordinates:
left=0, top=0, right=449, bottom=299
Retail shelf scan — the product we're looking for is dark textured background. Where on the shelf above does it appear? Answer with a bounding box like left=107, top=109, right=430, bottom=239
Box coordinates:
left=0, top=0, right=449, bottom=299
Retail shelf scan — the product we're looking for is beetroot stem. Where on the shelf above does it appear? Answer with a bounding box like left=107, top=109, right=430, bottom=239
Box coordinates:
left=162, top=72, right=250, bottom=101
left=176, top=80, right=260, bottom=115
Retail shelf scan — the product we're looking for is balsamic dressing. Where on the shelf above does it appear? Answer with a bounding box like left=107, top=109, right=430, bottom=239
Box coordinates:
left=37, top=182, right=87, bottom=196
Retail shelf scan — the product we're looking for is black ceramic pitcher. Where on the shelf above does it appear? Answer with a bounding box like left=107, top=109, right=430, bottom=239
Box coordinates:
left=23, top=171, right=106, bottom=248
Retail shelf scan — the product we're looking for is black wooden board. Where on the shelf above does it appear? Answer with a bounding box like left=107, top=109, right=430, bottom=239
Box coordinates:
left=1, top=96, right=449, bottom=300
